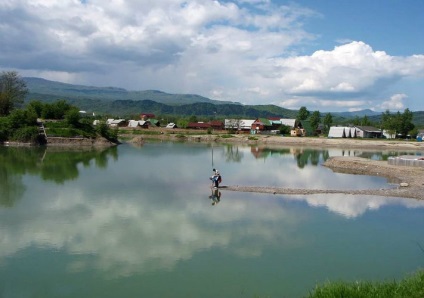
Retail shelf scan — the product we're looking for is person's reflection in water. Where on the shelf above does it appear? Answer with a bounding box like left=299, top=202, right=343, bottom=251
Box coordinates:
left=209, top=188, right=222, bottom=206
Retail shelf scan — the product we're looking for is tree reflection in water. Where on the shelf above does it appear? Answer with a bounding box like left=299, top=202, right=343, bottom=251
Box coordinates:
left=0, top=146, right=118, bottom=207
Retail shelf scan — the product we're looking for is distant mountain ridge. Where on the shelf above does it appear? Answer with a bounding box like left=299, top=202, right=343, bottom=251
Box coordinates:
left=23, top=77, right=423, bottom=127
left=24, top=77, right=238, bottom=106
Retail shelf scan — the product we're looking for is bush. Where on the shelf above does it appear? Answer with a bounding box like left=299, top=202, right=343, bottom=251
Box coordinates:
left=96, top=123, right=118, bottom=142
left=11, top=126, right=39, bottom=142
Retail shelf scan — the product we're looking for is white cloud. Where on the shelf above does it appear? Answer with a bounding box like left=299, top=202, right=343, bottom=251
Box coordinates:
left=378, top=93, right=407, bottom=111
left=0, top=1, right=423, bottom=112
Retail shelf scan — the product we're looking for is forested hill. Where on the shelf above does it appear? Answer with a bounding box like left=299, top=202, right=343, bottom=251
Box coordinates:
left=24, top=77, right=298, bottom=118
left=24, top=77, right=236, bottom=106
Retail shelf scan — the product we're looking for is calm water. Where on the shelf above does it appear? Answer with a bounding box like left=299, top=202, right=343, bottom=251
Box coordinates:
left=0, top=142, right=423, bottom=298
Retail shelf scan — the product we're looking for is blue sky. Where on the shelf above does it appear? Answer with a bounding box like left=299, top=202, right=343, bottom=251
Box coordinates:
left=0, top=0, right=423, bottom=112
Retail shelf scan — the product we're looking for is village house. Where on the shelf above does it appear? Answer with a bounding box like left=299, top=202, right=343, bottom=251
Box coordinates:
left=140, top=113, right=155, bottom=120
left=106, top=119, right=127, bottom=127
left=128, top=120, right=150, bottom=128
left=187, top=122, right=211, bottom=129
left=224, top=119, right=254, bottom=133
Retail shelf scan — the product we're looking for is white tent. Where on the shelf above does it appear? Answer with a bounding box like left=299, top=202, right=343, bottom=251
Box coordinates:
left=328, top=127, right=346, bottom=138
left=128, top=120, right=141, bottom=128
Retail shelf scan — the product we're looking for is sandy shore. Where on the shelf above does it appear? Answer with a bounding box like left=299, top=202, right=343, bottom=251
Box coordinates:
left=128, top=131, right=424, bottom=199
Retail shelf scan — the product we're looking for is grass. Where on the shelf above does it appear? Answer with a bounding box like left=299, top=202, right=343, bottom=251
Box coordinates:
left=307, top=270, right=424, bottom=298
left=220, top=134, right=234, bottom=138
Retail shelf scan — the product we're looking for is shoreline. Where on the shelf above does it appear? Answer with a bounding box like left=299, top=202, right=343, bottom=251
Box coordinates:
left=125, top=130, right=424, bottom=151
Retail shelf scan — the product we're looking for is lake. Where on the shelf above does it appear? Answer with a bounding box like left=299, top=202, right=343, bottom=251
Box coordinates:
left=0, top=142, right=423, bottom=298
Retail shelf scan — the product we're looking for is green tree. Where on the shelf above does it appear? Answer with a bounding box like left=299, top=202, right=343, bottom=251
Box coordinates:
left=0, top=71, right=28, bottom=116
left=399, top=108, right=414, bottom=137
left=27, top=100, right=44, bottom=118
left=279, top=124, right=291, bottom=135
left=381, top=110, right=397, bottom=137
left=297, top=106, right=310, bottom=121
left=381, top=109, right=414, bottom=138
left=65, top=108, right=81, bottom=128
left=323, top=113, right=333, bottom=133
left=361, top=115, right=371, bottom=126
left=309, top=110, right=321, bottom=130
left=41, top=99, right=73, bottom=119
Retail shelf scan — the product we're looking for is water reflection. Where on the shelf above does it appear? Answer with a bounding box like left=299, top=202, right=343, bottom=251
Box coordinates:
left=285, top=193, right=424, bottom=218
left=208, top=188, right=222, bottom=206
left=0, top=146, right=117, bottom=207
left=1, top=143, right=424, bottom=298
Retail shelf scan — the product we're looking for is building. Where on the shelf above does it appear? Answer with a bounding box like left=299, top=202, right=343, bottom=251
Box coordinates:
left=355, top=126, right=382, bottom=138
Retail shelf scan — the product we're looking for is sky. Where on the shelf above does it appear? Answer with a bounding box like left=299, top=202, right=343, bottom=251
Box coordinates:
left=0, top=0, right=423, bottom=112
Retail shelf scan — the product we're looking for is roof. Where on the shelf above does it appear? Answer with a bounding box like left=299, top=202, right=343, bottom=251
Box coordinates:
left=280, top=119, right=296, bottom=127
left=355, top=126, right=381, bottom=132
left=128, top=120, right=141, bottom=127
left=107, top=119, right=126, bottom=125
left=209, top=120, right=223, bottom=126
left=187, top=122, right=211, bottom=128
left=258, top=118, right=272, bottom=126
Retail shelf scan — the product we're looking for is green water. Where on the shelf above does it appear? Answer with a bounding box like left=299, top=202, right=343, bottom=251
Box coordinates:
left=0, top=143, right=423, bottom=297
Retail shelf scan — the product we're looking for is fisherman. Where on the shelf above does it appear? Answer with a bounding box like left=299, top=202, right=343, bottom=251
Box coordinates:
left=210, top=168, right=222, bottom=188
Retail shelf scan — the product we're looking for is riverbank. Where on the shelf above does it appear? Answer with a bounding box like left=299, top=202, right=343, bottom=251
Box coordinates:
left=125, top=128, right=424, bottom=151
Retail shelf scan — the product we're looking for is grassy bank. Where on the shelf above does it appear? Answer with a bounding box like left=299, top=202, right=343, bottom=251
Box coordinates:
left=307, top=270, right=424, bottom=298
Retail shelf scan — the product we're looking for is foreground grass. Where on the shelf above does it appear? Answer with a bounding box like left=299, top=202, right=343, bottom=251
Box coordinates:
left=307, top=270, right=424, bottom=298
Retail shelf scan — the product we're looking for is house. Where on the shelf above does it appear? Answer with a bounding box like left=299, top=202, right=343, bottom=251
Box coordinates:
left=187, top=122, right=211, bottom=129
left=251, top=119, right=266, bottom=133
left=267, top=117, right=282, bottom=130
left=149, top=119, right=161, bottom=127
left=224, top=119, right=255, bottom=133
left=106, top=119, right=127, bottom=127
left=140, top=113, right=155, bottom=120
left=128, top=120, right=150, bottom=128
left=355, top=126, right=382, bottom=138
left=209, top=120, right=224, bottom=130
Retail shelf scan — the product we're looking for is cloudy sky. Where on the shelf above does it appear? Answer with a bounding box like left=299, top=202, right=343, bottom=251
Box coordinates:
left=1, top=0, right=423, bottom=112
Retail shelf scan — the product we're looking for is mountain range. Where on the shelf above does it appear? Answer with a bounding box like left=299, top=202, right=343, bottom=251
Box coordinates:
left=23, top=77, right=423, bottom=126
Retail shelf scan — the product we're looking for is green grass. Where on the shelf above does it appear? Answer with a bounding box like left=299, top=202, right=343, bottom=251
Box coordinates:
left=307, top=270, right=424, bottom=298
left=220, top=134, right=234, bottom=138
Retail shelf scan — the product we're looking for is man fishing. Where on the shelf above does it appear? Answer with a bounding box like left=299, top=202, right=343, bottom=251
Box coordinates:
left=210, top=168, right=222, bottom=188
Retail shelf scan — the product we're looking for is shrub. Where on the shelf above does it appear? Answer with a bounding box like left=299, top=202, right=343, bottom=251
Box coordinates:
left=11, top=126, right=39, bottom=142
